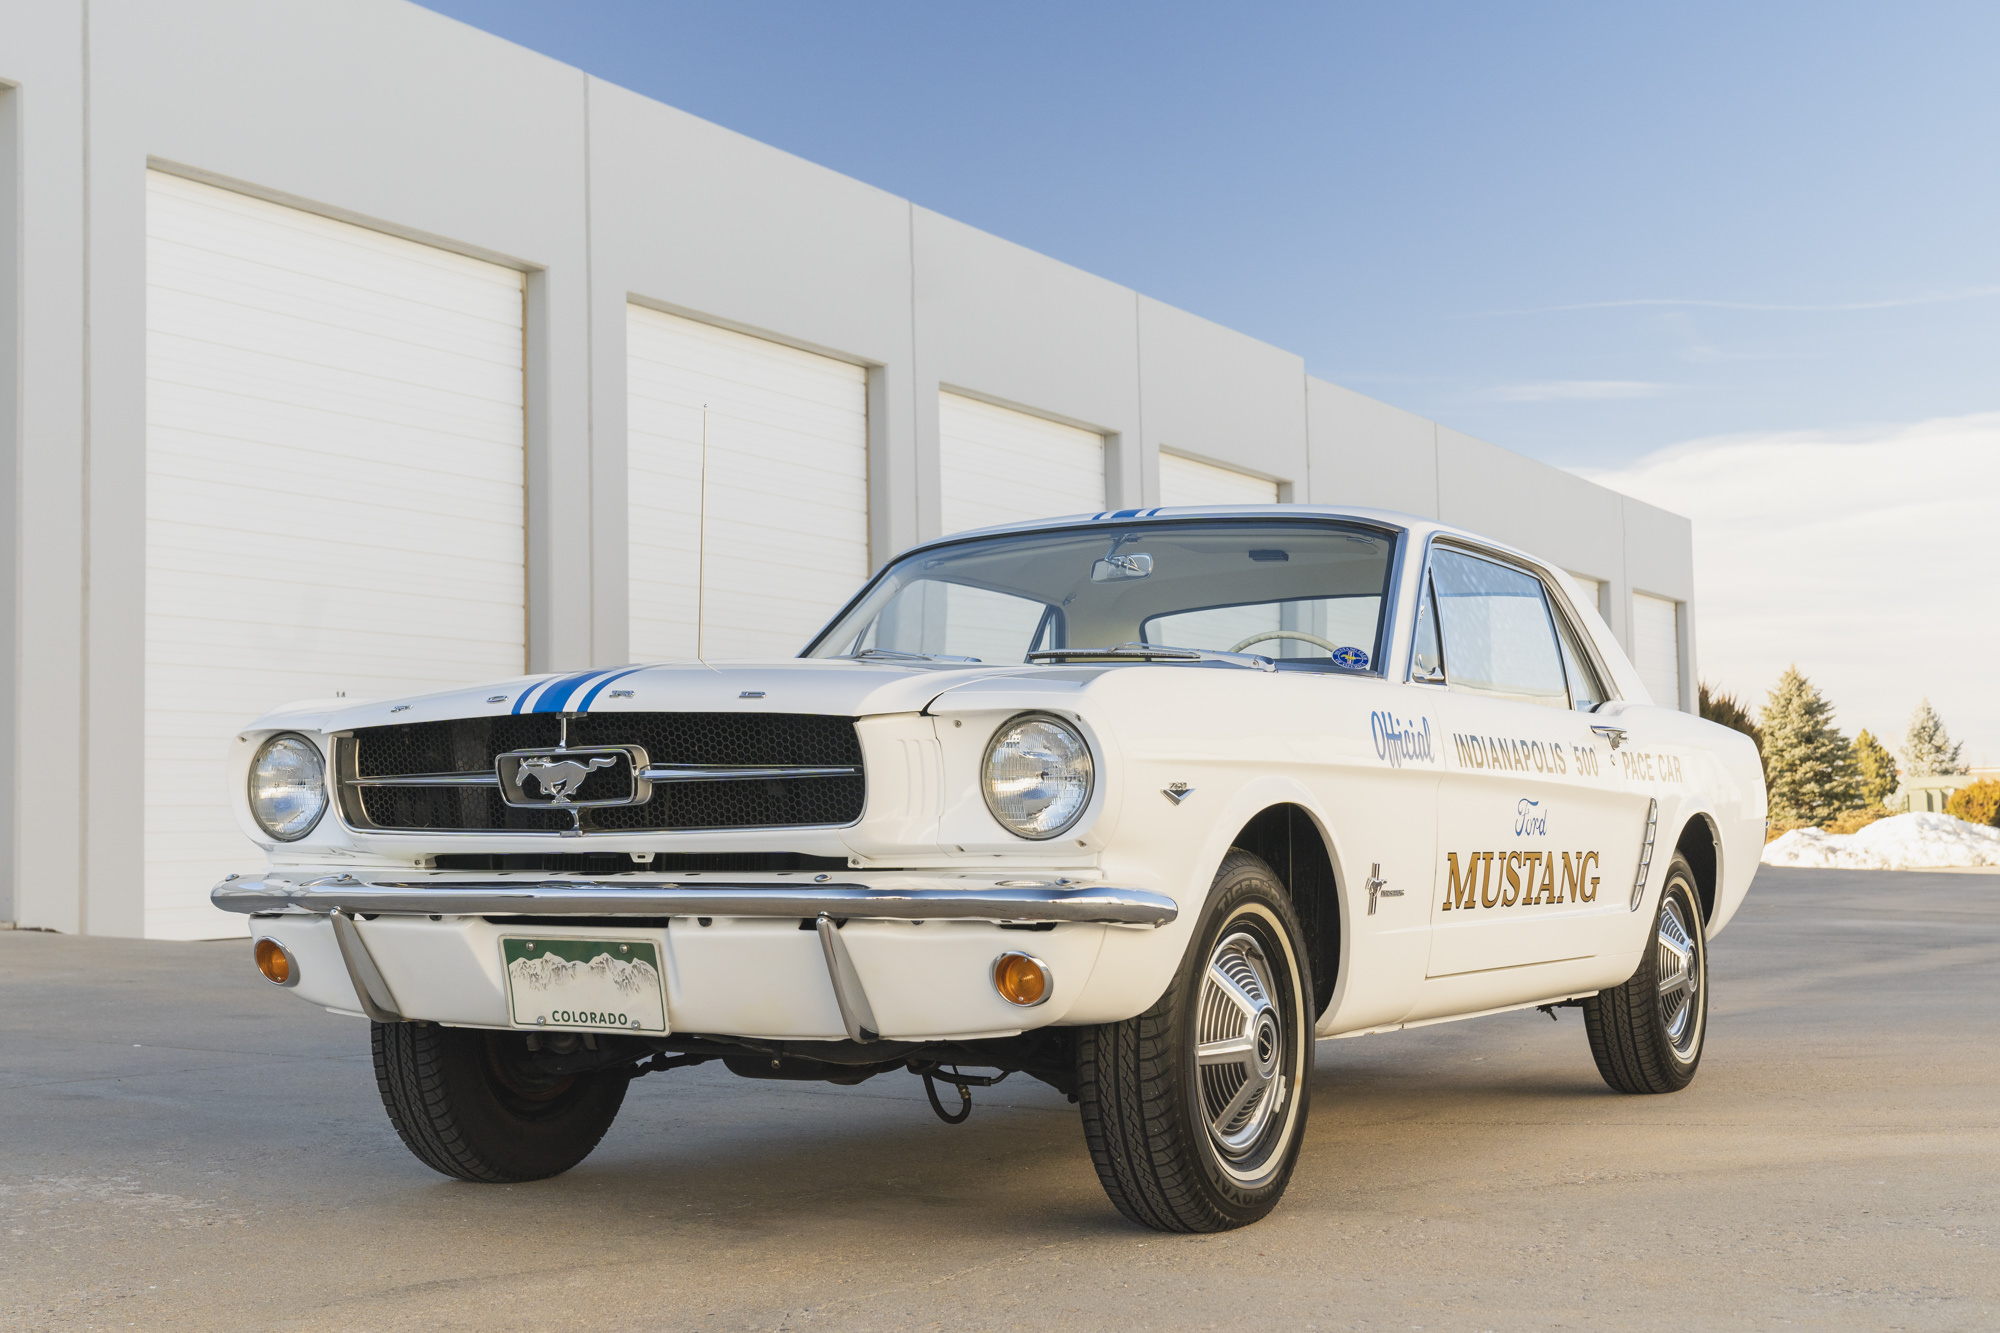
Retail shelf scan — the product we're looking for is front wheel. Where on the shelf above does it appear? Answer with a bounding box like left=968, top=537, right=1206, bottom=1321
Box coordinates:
left=1582, top=854, right=1708, bottom=1094
left=1076, top=850, right=1314, bottom=1232
left=371, top=1022, right=629, bottom=1182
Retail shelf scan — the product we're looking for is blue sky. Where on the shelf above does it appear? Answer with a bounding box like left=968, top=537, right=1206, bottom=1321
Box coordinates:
left=421, top=1, right=1999, bottom=763
left=420, top=0, right=2000, bottom=468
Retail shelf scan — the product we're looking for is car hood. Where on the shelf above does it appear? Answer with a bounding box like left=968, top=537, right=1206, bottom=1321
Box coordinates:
left=246, top=659, right=1092, bottom=735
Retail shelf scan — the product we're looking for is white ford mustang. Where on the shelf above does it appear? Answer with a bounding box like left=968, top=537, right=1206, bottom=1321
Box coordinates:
left=218, top=505, right=1765, bottom=1231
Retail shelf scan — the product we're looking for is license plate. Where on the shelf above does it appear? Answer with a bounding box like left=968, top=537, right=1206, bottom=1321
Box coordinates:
left=501, top=937, right=668, bottom=1033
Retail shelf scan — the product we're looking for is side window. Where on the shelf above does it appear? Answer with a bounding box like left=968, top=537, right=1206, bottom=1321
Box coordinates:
left=1428, top=549, right=1568, bottom=709
left=1552, top=605, right=1610, bottom=711
left=1411, top=575, right=1445, bottom=683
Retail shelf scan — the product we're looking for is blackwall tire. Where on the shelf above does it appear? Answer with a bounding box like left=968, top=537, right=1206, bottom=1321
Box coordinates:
left=371, top=1022, right=629, bottom=1183
left=1582, top=854, right=1708, bottom=1095
left=1076, top=849, right=1314, bottom=1232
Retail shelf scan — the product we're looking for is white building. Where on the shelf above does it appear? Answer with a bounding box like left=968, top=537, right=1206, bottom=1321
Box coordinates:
left=0, top=0, right=1696, bottom=937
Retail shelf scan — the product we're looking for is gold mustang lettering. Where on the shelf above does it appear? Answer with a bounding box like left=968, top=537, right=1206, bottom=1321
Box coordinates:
left=1442, top=850, right=1599, bottom=909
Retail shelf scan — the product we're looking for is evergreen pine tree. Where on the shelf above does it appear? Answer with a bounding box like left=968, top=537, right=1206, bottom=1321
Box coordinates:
left=1759, top=666, right=1861, bottom=822
left=1850, top=729, right=1898, bottom=807
left=1699, top=681, right=1765, bottom=778
left=1899, top=697, right=1966, bottom=777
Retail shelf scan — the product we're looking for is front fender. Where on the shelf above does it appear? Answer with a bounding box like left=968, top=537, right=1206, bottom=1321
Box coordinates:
left=1065, top=772, right=1342, bottom=1026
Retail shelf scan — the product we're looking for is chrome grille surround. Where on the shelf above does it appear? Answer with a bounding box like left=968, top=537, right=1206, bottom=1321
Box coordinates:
left=335, top=712, right=867, bottom=835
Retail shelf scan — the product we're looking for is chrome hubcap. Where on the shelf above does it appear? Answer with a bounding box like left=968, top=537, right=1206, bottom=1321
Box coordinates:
left=1195, top=929, right=1289, bottom=1159
left=1656, top=896, right=1702, bottom=1060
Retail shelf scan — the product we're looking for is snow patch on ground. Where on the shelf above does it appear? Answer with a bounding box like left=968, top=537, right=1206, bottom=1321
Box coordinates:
left=1762, top=812, right=2000, bottom=870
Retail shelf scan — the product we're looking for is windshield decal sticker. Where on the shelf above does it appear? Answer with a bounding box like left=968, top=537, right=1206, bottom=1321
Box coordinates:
left=1372, top=711, right=1435, bottom=767
left=1331, top=646, right=1369, bottom=669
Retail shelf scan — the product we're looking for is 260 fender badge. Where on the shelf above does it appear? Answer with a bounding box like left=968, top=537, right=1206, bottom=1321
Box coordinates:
left=1163, top=782, right=1194, bottom=805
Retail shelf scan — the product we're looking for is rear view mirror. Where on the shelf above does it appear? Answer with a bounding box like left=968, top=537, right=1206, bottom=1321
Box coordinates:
left=1091, top=552, right=1152, bottom=582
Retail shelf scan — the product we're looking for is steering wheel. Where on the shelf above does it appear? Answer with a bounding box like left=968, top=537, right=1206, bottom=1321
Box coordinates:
left=1228, top=630, right=1347, bottom=654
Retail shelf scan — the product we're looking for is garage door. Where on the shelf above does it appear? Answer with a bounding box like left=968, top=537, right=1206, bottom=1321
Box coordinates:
left=939, top=392, right=1104, bottom=535
left=1632, top=592, right=1682, bottom=709
left=1158, top=451, right=1279, bottom=507
left=626, top=306, right=868, bottom=661
left=146, top=171, right=527, bottom=939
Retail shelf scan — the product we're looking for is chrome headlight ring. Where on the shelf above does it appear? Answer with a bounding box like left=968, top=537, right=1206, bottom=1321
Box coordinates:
left=981, top=712, right=1095, bottom=840
left=248, top=732, right=329, bottom=842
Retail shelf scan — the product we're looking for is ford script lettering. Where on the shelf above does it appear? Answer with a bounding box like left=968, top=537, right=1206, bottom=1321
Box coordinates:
left=1515, top=798, right=1548, bottom=837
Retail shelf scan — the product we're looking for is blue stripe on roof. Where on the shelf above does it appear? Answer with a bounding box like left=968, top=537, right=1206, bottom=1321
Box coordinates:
left=577, top=665, right=648, bottom=712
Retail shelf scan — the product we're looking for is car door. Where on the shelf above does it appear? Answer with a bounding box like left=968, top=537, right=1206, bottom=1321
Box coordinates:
left=1416, top=546, right=1651, bottom=980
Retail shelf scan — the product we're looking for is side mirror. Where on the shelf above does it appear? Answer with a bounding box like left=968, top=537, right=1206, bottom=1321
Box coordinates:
left=1091, top=552, right=1152, bottom=582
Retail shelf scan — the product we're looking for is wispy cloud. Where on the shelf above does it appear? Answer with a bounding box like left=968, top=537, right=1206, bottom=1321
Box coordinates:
left=1489, top=380, right=1670, bottom=402
left=1579, top=410, right=2000, bottom=765
left=1457, top=285, right=2000, bottom=319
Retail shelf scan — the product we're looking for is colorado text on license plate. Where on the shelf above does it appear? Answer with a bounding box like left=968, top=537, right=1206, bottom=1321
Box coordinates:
left=501, top=937, right=668, bottom=1033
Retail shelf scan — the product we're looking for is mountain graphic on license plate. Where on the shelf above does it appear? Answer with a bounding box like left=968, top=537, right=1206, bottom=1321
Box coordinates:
left=501, top=937, right=667, bottom=1033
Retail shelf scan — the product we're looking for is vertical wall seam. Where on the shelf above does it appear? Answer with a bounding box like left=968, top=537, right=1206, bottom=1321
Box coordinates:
left=906, top=200, right=918, bottom=542
left=0, top=81, right=18, bottom=925
left=581, top=72, right=594, bottom=666
left=77, top=0, right=92, bottom=934
left=1132, top=291, right=1145, bottom=506
left=1431, top=423, right=1441, bottom=519
left=1298, top=371, right=1310, bottom=504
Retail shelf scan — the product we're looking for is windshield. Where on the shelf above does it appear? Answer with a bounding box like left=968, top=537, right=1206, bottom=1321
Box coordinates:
left=803, top=519, right=1396, bottom=671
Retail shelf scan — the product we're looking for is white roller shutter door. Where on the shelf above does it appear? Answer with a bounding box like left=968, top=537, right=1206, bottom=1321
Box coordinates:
left=146, top=171, right=526, bottom=940
left=1158, top=452, right=1279, bottom=507
left=1632, top=592, right=1682, bottom=709
left=626, top=306, right=868, bottom=661
left=939, top=392, right=1104, bottom=535
left=1567, top=574, right=1603, bottom=616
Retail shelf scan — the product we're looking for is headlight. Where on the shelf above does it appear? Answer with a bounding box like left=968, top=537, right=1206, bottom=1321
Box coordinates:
left=982, top=713, right=1094, bottom=840
left=248, top=733, right=327, bottom=841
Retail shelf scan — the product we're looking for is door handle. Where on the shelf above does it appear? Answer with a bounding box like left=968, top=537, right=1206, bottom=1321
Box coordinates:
left=1590, top=724, right=1628, bottom=750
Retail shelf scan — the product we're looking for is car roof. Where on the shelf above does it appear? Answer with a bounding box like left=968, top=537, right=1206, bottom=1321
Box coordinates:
left=898, top=504, right=1540, bottom=568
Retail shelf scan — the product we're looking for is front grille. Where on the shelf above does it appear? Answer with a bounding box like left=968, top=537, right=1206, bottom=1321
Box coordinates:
left=341, top=712, right=866, bottom=834
left=432, top=852, right=851, bottom=874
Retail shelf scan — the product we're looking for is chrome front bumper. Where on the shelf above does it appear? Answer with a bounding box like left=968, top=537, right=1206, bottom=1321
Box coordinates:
left=224, top=871, right=1179, bottom=1043
left=212, top=872, right=1179, bottom=926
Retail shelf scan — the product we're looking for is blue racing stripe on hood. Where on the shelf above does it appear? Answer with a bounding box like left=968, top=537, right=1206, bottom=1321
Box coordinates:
left=530, top=670, right=612, bottom=714
left=576, top=666, right=648, bottom=712
left=510, top=676, right=560, bottom=714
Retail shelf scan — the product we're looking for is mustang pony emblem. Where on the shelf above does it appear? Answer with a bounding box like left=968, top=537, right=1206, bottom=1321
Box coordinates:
left=513, top=755, right=617, bottom=804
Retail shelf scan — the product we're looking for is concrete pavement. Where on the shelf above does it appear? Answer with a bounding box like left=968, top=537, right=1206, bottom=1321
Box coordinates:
left=2, top=866, right=1995, bottom=1331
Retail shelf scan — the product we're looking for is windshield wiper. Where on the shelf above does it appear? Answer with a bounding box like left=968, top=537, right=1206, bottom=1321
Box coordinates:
left=847, top=648, right=982, bottom=663
left=1026, top=644, right=1276, bottom=672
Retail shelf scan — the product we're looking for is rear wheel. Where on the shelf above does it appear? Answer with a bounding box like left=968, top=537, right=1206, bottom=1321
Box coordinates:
left=1076, top=850, right=1314, bottom=1232
left=1582, top=855, right=1708, bottom=1094
left=371, top=1022, right=629, bottom=1182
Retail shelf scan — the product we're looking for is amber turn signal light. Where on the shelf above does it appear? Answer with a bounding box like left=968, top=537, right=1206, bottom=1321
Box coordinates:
left=992, top=951, right=1052, bottom=1007
left=254, top=938, right=294, bottom=986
